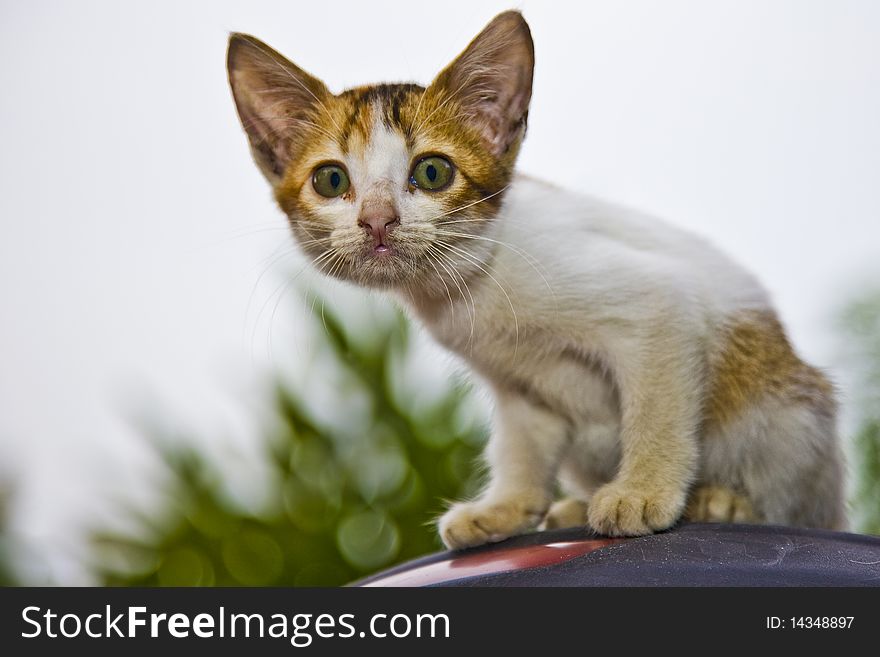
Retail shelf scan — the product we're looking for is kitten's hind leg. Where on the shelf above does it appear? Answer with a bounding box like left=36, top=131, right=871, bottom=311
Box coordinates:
left=685, top=485, right=757, bottom=523
left=543, top=497, right=590, bottom=530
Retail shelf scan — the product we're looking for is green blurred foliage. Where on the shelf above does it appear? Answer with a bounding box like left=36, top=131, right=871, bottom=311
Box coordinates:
left=93, top=294, right=486, bottom=586
left=840, top=290, right=880, bottom=534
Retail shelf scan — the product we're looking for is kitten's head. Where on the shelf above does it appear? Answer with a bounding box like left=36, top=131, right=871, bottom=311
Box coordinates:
left=227, top=11, right=533, bottom=294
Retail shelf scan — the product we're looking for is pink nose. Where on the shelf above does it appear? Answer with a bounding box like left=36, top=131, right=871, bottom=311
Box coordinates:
left=358, top=213, right=399, bottom=246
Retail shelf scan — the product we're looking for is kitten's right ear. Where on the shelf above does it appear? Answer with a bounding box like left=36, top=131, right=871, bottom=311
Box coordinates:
left=227, top=34, right=330, bottom=184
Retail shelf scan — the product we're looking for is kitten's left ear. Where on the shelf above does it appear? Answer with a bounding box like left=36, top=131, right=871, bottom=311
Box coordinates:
left=429, top=11, right=534, bottom=156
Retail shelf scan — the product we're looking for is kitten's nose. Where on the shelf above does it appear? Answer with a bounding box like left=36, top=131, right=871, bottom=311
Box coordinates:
left=358, top=212, right=400, bottom=247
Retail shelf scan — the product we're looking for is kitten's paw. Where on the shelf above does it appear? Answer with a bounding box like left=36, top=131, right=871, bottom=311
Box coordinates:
left=685, top=485, right=757, bottom=523
left=587, top=480, right=685, bottom=537
left=543, top=498, right=590, bottom=530
left=439, top=494, right=548, bottom=550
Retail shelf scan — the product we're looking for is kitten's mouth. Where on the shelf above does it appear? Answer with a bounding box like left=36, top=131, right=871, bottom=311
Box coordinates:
left=348, top=240, right=412, bottom=289
left=367, top=240, right=396, bottom=259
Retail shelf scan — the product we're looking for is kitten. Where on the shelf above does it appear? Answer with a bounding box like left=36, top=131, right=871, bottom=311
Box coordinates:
left=227, top=11, right=846, bottom=548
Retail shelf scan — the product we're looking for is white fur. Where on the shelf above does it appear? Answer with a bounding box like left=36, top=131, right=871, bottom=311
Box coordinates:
left=394, top=176, right=843, bottom=546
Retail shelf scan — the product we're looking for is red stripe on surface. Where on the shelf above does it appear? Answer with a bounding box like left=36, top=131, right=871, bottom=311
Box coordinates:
left=362, top=539, right=623, bottom=587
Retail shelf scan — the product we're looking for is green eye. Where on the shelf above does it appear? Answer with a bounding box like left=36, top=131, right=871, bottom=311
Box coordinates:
left=312, top=164, right=350, bottom=198
left=410, top=156, right=453, bottom=191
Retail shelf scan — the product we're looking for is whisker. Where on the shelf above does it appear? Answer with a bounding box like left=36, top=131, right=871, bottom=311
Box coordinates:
left=435, top=229, right=558, bottom=312
left=426, top=244, right=477, bottom=349
left=435, top=239, right=520, bottom=360
left=422, top=249, right=456, bottom=324
left=311, top=248, right=351, bottom=337
left=245, top=244, right=300, bottom=356
left=260, top=247, right=338, bottom=362
left=427, top=185, right=510, bottom=222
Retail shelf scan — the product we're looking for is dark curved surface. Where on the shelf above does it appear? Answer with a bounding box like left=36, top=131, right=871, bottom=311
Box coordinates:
left=355, top=523, right=880, bottom=586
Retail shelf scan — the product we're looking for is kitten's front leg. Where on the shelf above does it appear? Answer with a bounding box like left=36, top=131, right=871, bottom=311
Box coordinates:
left=587, top=347, right=702, bottom=537
left=439, top=391, right=569, bottom=550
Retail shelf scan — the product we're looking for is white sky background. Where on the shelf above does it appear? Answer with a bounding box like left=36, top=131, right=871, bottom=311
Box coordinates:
left=1, top=0, right=878, bottom=583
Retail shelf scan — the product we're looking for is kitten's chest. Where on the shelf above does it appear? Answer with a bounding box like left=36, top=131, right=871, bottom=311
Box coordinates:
left=421, top=304, right=619, bottom=426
